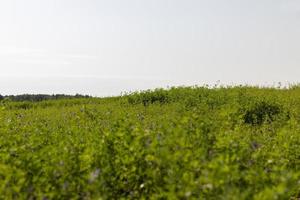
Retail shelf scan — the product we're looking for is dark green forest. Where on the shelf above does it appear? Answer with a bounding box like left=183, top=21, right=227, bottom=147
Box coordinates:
left=0, top=94, right=90, bottom=102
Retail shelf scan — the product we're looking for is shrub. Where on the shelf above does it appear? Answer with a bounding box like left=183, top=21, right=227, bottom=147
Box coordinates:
left=127, top=89, right=170, bottom=106
left=243, top=101, right=282, bottom=125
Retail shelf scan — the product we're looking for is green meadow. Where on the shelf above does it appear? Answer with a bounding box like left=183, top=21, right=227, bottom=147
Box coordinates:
left=0, top=86, right=299, bottom=199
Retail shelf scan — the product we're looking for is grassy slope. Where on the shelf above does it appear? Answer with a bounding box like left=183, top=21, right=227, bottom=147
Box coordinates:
left=0, top=86, right=300, bottom=199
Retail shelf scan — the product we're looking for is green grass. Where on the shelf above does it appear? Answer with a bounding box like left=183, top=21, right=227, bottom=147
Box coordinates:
left=0, top=86, right=300, bottom=199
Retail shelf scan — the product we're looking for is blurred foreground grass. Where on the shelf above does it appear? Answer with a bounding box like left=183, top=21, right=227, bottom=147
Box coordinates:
left=0, top=86, right=300, bottom=199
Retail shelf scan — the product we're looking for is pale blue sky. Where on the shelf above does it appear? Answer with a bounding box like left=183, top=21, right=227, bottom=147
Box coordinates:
left=0, top=0, right=299, bottom=95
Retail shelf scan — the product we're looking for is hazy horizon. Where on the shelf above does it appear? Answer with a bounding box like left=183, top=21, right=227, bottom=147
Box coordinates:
left=1, top=0, right=299, bottom=96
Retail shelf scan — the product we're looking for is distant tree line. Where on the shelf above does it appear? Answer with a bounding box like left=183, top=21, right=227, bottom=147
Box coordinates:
left=0, top=94, right=91, bottom=102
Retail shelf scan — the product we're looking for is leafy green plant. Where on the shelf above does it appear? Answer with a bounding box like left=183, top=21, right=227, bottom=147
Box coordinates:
left=0, top=86, right=300, bottom=199
left=243, top=101, right=282, bottom=125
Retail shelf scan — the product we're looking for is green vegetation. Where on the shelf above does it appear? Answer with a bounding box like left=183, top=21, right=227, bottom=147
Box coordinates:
left=0, top=86, right=300, bottom=199
left=1, top=94, right=90, bottom=102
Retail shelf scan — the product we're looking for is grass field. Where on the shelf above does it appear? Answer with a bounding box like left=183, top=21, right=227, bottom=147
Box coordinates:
left=0, top=86, right=300, bottom=199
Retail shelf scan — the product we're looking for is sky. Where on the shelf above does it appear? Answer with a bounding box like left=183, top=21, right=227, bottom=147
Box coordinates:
left=0, top=0, right=300, bottom=96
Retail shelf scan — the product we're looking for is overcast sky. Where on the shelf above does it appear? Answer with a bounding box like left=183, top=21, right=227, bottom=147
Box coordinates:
left=0, top=0, right=299, bottom=96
